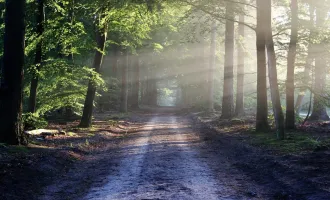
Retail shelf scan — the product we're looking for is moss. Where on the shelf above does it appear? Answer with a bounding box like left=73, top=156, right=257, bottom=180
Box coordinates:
left=250, top=131, right=329, bottom=153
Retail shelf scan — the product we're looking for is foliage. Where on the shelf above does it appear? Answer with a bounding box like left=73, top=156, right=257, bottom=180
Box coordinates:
left=24, top=59, right=106, bottom=116
left=251, top=131, right=330, bottom=153
left=97, top=77, right=120, bottom=111
left=22, top=113, right=48, bottom=130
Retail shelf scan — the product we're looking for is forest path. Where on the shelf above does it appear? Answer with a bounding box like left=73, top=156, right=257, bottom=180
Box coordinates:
left=40, top=113, right=262, bottom=200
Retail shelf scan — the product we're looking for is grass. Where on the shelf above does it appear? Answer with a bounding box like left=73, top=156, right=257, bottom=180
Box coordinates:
left=250, top=131, right=330, bottom=153
left=71, top=126, right=97, bottom=132
left=108, top=120, right=119, bottom=126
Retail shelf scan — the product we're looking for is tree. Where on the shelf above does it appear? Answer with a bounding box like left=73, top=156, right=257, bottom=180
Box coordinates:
left=256, top=0, right=270, bottom=132
left=295, top=4, right=315, bottom=115
left=79, top=15, right=107, bottom=128
left=120, top=49, right=129, bottom=112
left=207, top=20, right=216, bottom=112
left=285, top=0, right=298, bottom=129
left=131, top=55, right=140, bottom=109
left=0, top=0, right=27, bottom=145
left=265, top=0, right=285, bottom=139
left=221, top=2, right=235, bottom=119
left=309, top=1, right=329, bottom=121
left=28, top=0, right=45, bottom=113
left=235, top=12, right=245, bottom=116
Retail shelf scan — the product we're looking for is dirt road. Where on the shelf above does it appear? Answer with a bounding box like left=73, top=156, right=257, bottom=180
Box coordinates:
left=39, top=113, right=330, bottom=200
left=83, top=115, right=241, bottom=200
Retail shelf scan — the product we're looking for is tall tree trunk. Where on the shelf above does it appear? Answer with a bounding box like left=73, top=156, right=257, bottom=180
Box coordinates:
left=28, top=0, right=45, bottom=113
left=265, top=0, right=285, bottom=139
left=285, top=0, right=298, bottom=129
left=309, top=2, right=329, bottom=121
left=221, top=2, right=235, bottom=119
left=256, top=0, right=270, bottom=131
left=79, top=21, right=107, bottom=128
left=207, top=21, right=216, bottom=112
left=111, top=44, right=119, bottom=79
left=295, top=4, right=315, bottom=114
left=131, top=55, right=140, bottom=109
left=120, top=50, right=128, bottom=112
left=0, top=0, right=27, bottom=145
left=235, top=13, right=245, bottom=116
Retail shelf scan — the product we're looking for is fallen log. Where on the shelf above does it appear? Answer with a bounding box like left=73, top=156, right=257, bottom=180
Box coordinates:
left=25, top=129, right=66, bottom=137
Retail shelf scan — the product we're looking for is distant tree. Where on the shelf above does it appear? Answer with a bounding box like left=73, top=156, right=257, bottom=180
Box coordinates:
left=235, top=13, right=245, bottom=116
left=285, top=0, right=298, bottom=129
left=256, top=0, right=270, bottom=131
left=120, top=50, right=129, bottom=112
left=29, top=0, right=45, bottom=113
left=221, top=2, right=235, bottom=119
left=265, top=0, right=285, bottom=139
left=131, top=55, right=140, bottom=109
left=295, top=4, right=315, bottom=115
left=207, top=21, right=216, bottom=112
left=0, top=0, right=27, bottom=145
left=309, top=1, right=329, bottom=121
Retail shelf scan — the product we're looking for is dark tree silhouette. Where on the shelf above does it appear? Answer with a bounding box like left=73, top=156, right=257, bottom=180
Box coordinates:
left=0, top=0, right=28, bottom=145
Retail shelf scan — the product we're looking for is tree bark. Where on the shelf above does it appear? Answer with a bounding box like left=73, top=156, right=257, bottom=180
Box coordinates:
left=235, top=13, right=245, bottom=116
left=221, top=2, right=235, bottom=119
left=28, top=0, right=45, bottom=113
left=131, top=55, right=140, bottom=109
left=265, top=0, right=285, bottom=139
left=79, top=21, right=107, bottom=128
left=285, top=0, right=298, bottom=129
left=309, top=2, right=329, bottom=121
left=0, top=0, right=27, bottom=145
left=120, top=50, right=129, bottom=112
left=207, top=21, right=216, bottom=112
left=256, top=0, right=270, bottom=131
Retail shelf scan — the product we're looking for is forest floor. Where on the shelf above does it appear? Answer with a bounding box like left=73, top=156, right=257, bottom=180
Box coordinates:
left=0, top=109, right=329, bottom=200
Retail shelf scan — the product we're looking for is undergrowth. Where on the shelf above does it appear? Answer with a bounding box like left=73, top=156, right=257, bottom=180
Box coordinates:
left=250, top=131, right=330, bottom=153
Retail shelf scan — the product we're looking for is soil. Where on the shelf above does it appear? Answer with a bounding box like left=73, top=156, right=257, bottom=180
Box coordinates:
left=0, top=110, right=329, bottom=200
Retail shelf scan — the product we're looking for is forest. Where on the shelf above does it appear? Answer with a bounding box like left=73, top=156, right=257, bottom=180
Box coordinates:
left=1, top=0, right=330, bottom=199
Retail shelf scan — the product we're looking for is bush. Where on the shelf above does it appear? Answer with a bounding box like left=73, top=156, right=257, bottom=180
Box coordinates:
left=22, top=113, right=48, bottom=130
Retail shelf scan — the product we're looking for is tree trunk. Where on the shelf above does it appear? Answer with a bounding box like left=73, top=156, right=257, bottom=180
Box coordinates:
left=149, top=72, right=158, bottom=106
left=0, top=0, right=27, bottom=145
left=207, top=21, right=216, bottom=112
left=221, top=2, right=235, bottom=119
left=79, top=22, right=107, bottom=128
left=256, top=0, right=270, bottom=132
left=131, top=55, right=140, bottom=109
left=120, top=50, right=128, bottom=112
left=295, top=4, right=315, bottom=115
left=28, top=0, right=45, bottom=113
left=111, top=44, right=119, bottom=78
left=309, top=2, right=329, bottom=121
left=265, top=0, right=285, bottom=139
left=285, top=0, right=298, bottom=129
left=235, top=13, right=245, bottom=116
